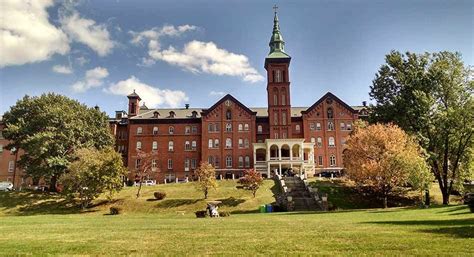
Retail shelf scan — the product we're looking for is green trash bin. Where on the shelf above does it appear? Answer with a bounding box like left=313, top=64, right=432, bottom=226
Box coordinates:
left=259, top=205, right=266, bottom=213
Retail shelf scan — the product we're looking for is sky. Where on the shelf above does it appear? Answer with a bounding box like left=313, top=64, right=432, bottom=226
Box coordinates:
left=0, top=0, right=472, bottom=117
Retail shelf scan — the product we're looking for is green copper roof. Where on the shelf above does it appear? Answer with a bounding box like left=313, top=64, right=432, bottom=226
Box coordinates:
left=267, top=11, right=290, bottom=59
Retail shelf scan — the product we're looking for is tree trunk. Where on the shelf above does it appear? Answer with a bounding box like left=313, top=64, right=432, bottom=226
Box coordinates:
left=253, top=190, right=256, bottom=198
left=136, top=181, right=142, bottom=199
left=383, top=196, right=388, bottom=209
left=441, top=190, right=450, bottom=205
left=49, top=175, right=57, bottom=192
left=204, top=188, right=208, bottom=199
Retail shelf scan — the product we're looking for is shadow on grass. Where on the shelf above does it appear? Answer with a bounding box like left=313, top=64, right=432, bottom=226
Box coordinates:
left=230, top=209, right=260, bottom=214
left=0, top=191, right=87, bottom=216
left=155, top=199, right=201, bottom=208
left=216, top=197, right=245, bottom=207
left=364, top=217, right=474, bottom=238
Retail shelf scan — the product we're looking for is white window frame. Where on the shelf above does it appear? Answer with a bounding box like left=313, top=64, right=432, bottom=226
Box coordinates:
left=226, top=156, right=232, bottom=168
left=168, top=141, right=174, bottom=152
left=169, top=126, right=174, bottom=134
left=136, top=141, right=142, bottom=150
left=137, top=127, right=143, bottom=135
left=153, top=127, right=158, bottom=135
left=152, top=141, right=158, bottom=150
left=168, top=159, right=173, bottom=169
left=226, top=138, right=232, bottom=149
left=244, top=124, right=249, bottom=131
left=257, top=125, right=263, bottom=133
left=329, top=137, right=335, bottom=147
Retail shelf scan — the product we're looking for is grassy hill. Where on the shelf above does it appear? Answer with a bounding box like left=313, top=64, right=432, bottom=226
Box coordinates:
left=0, top=180, right=278, bottom=216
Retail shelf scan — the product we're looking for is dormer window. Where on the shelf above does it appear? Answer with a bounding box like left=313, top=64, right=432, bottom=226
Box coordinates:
left=191, top=111, right=198, bottom=118
left=169, top=111, right=175, bottom=118
left=153, top=111, right=160, bottom=118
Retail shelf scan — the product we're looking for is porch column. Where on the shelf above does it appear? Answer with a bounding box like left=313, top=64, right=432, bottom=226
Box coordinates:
left=253, top=148, right=257, bottom=165
left=290, top=145, right=293, bottom=161
left=279, top=163, right=282, bottom=175
left=267, top=162, right=270, bottom=178
left=278, top=147, right=282, bottom=161
left=267, top=148, right=270, bottom=161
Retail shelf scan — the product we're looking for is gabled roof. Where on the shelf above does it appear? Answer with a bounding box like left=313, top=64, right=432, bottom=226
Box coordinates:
left=302, top=92, right=357, bottom=115
left=201, top=94, right=257, bottom=116
left=127, top=90, right=141, bottom=100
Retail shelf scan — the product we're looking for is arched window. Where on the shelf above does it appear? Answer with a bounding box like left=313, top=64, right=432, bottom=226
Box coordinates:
left=137, top=127, right=143, bottom=135
left=273, top=88, right=278, bottom=105
left=136, top=141, right=142, bottom=150
left=226, top=138, right=232, bottom=148
left=191, top=141, right=197, bottom=150
left=327, top=108, right=334, bottom=119
left=185, top=141, right=191, bottom=150
left=168, top=141, right=174, bottom=151
left=281, top=88, right=286, bottom=105
left=153, top=127, right=158, bottom=135
left=238, top=124, right=243, bottom=131
left=282, top=112, right=287, bottom=125
left=226, top=110, right=232, bottom=120
left=340, top=122, right=345, bottom=130
left=238, top=156, right=244, bottom=168
left=214, top=139, right=219, bottom=148
left=311, top=137, right=315, bottom=143
left=328, top=122, right=334, bottom=131
left=329, top=137, right=335, bottom=147
left=274, top=112, right=278, bottom=125
left=244, top=139, right=249, bottom=148
left=226, top=123, right=232, bottom=132
left=295, top=124, right=300, bottom=132
left=316, top=123, right=321, bottom=130
left=244, top=123, right=249, bottom=131
left=317, top=137, right=323, bottom=147
left=208, top=139, right=213, bottom=148
left=244, top=156, right=250, bottom=167
left=226, top=155, right=232, bottom=167
left=329, top=155, right=336, bottom=166
left=168, top=126, right=174, bottom=134
left=257, top=125, right=263, bottom=133
left=208, top=156, right=214, bottom=166
left=185, top=126, right=191, bottom=134
left=238, top=138, right=243, bottom=148
left=152, top=141, right=157, bottom=150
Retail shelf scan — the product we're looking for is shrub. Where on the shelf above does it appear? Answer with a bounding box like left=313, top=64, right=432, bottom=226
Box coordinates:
left=465, top=193, right=474, bottom=213
left=154, top=191, right=167, bottom=200
left=195, top=210, right=208, bottom=218
left=219, top=211, right=231, bottom=217
left=110, top=206, right=122, bottom=215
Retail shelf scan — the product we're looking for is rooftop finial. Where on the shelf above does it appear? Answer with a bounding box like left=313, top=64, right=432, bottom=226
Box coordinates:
left=273, top=4, right=278, bottom=14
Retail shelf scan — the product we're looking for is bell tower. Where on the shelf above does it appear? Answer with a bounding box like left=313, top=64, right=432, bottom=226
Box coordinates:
left=127, top=90, right=141, bottom=117
left=266, top=6, right=292, bottom=139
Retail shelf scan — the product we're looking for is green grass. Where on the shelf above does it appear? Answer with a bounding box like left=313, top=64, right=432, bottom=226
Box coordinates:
left=0, top=180, right=472, bottom=256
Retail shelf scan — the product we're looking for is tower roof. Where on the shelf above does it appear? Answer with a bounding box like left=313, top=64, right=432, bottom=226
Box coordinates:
left=267, top=6, right=290, bottom=59
left=127, top=89, right=141, bottom=100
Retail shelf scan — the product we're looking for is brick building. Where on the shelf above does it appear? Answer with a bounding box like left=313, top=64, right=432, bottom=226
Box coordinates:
left=109, top=12, right=368, bottom=183
left=0, top=11, right=369, bottom=187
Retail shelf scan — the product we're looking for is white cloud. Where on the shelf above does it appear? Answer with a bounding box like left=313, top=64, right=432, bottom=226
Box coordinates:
left=105, top=76, right=189, bottom=108
left=72, top=67, right=109, bottom=92
left=60, top=12, right=115, bottom=56
left=0, top=0, right=70, bottom=67
left=52, top=65, right=73, bottom=74
left=129, top=24, right=197, bottom=46
left=151, top=41, right=264, bottom=83
left=75, top=56, right=89, bottom=66
left=209, top=91, right=226, bottom=97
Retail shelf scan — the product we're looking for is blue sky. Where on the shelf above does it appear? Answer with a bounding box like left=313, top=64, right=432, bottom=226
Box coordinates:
left=1, top=0, right=472, bottom=116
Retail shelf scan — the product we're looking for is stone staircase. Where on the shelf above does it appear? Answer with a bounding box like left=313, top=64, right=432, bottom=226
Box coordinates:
left=283, top=177, right=319, bottom=211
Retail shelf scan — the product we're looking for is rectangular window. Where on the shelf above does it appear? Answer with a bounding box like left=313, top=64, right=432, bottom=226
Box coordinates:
left=282, top=132, right=287, bottom=139
left=318, top=156, right=323, bottom=166
left=316, top=123, right=321, bottom=130
left=185, top=141, right=191, bottom=151
left=347, top=123, right=352, bottom=131
left=191, top=141, right=197, bottom=150
left=191, top=159, right=197, bottom=169
left=282, top=112, right=287, bottom=125
left=8, top=161, right=14, bottom=173
left=184, top=158, right=190, bottom=171
left=192, top=126, right=197, bottom=134
left=238, top=157, right=244, bottom=168
left=152, top=141, right=158, bottom=150
left=208, top=123, right=214, bottom=132
left=168, top=159, right=173, bottom=170
left=310, top=123, right=315, bottom=131
left=245, top=156, right=250, bottom=168
left=215, top=157, right=220, bottom=168
left=238, top=139, right=243, bottom=148
left=135, top=159, right=141, bottom=169
left=208, top=139, right=213, bottom=148
left=152, top=159, right=157, bottom=171
left=340, top=123, right=345, bottom=130
left=185, top=126, right=191, bottom=134
left=274, top=112, right=278, bottom=125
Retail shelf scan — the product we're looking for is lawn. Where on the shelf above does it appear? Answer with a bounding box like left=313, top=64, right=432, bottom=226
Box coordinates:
left=0, top=180, right=472, bottom=256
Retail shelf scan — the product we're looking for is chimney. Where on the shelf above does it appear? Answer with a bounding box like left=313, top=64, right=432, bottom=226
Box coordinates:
left=185, top=103, right=190, bottom=109
left=362, top=101, right=367, bottom=107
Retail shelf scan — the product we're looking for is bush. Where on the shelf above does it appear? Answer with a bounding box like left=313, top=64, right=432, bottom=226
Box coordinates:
left=154, top=191, right=167, bottom=200
left=195, top=210, right=208, bottom=218
left=110, top=206, right=122, bottom=215
left=465, top=193, right=474, bottom=213
left=219, top=211, right=231, bottom=217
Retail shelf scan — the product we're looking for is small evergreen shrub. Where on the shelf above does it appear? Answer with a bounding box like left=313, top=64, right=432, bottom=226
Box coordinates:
left=219, top=211, right=231, bottom=217
left=110, top=206, right=122, bottom=215
left=154, top=191, right=167, bottom=200
left=195, top=210, right=208, bottom=218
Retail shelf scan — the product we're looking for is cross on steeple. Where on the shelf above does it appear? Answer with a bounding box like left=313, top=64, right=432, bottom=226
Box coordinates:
left=273, top=4, right=278, bottom=14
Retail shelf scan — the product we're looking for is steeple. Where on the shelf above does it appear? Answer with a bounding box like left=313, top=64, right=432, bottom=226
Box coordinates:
left=267, top=5, right=290, bottom=59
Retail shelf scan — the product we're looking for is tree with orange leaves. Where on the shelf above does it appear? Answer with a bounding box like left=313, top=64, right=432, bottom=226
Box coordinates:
left=343, top=122, right=431, bottom=208
left=135, top=149, right=159, bottom=198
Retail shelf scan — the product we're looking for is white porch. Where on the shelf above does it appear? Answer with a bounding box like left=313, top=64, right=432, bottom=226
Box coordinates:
left=253, top=139, right=315, bottom=178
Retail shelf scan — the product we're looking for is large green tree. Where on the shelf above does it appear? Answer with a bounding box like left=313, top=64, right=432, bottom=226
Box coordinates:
left=61, top=147, right=127, bottom=209
left=3, top=93, right=114, bottom=191
left=370, top=51, right=474, bottom=204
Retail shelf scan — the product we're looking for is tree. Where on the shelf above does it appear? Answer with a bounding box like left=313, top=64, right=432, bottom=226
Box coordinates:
left=134, top=149, right=158, bottom=198
left=3, top=93, right=114, bottom=191
left=195, top=162, right=217, bottom=199
left=238, top=169, right=264, bottom=198
left=370, top=51, right=474, bottom=204
left=60, top=147, right=127, bottom=209
left=343, top=123, right=430, bottom=208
